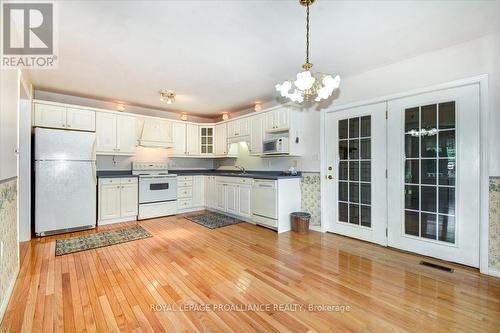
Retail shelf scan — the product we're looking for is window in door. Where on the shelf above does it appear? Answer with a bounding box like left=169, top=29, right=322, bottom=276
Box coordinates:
left=338, top=116, right=372, bottom=227
left=404, top=102, right=456, bottom=243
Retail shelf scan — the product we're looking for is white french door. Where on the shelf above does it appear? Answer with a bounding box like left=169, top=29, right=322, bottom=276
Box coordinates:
left=325, top=102, right=387, bottom=246
left=324, top=83, right=481, bottom=267
left=387, top=84, right=480, bottom=267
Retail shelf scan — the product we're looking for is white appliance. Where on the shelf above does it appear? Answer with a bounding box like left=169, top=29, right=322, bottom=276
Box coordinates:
left=35, top=128, right=97, bottom=236
left=252, top=179, right=278, bottom=228
left=263, top=137, right=289, bottom=155
left=133, top=162, right=177, bottom=219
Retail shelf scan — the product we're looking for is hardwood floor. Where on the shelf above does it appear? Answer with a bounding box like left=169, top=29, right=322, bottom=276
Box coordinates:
left=1, top=215, right=500, bottom=332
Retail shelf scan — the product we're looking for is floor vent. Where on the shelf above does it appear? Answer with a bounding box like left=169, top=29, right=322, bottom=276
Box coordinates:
left=420, top=261, right=454, bottom=273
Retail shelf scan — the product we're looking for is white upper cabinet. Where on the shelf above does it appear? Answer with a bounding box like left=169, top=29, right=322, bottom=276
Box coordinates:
left=200, top=126, right=214, bottom=155
left=186, top=124, right=200, bottom=155
left=96, top=112, right=136, bottom=155
left=171, top=122, right=186, bottom=155
left=250, top=114, right=264, bottom=155
left=265, top=108, right=290, bottom=132
left=34, top=104, right=66, bottom=129
left=227, top=117, right=250, bottom=138
left=66, top=107, right=96, bottom=131
left=116, top=115, right=136, bottom=154
left=34, top=103, right=95, bottom=132
left=138, top=119, right=173, bottom=148
left=96, top=112, right=117, bottom=153
left=215, top=123, right=227, bottom=155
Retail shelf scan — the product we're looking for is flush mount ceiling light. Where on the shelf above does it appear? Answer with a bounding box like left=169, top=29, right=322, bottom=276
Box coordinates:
left=222, top=112, right=229, bottom=121
left=159, top=89, right=176, bottom=104
left=254, top=102, right=263, bottom=112
left=180, top=112, right=188, bottom=121
left=275, top=0, right=340, bottom=104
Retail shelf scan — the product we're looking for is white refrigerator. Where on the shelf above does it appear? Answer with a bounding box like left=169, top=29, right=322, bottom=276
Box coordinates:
left=35, top=128, right=97, bottom=236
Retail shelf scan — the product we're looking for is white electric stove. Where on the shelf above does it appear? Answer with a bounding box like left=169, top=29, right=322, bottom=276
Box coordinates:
left=132, top=162, right=177, bottom=220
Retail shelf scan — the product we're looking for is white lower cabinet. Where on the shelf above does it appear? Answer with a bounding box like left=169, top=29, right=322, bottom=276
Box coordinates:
left=226, top=184, right=239, bottom=215
left=98, top=177, right=138, bottom=224
left=211, top=177, right=253, bottom=220
left=204, top=176, right=217, bottom=209
left=176, top=175, right=204, bottom=212
left=238, top=184, right=252, bottom=218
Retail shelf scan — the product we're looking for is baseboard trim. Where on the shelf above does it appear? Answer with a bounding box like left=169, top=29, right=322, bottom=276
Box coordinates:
left=0, top=268, right=18, bottom=323
left=98, top=216, right=137, bottom=226
left=309, top=225, right=322, bottom=232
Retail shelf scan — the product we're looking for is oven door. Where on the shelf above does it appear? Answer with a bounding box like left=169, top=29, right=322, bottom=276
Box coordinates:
left=139, top=177, right=177, bottom=204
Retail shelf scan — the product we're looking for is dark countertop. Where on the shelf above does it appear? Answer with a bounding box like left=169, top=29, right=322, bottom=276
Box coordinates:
left=170, top=169, right=302, bottom=180
left=97, top=169, right=302, bottom=180
left=97, top=170, right=136, bottom=178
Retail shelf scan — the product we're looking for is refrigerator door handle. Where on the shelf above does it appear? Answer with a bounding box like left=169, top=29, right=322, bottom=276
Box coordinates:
left=92, top=161, right=97, bottom=185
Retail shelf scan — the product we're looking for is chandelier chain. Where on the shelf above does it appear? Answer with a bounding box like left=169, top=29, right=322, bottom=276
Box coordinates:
left=306, top=2, right=310, bottom=65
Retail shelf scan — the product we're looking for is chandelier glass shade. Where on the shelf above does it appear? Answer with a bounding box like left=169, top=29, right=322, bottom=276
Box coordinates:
left=276, top=0, right=340, bottom=104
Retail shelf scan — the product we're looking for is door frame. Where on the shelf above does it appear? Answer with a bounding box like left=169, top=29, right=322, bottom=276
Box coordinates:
left=320, top=74, right=490, bottom=275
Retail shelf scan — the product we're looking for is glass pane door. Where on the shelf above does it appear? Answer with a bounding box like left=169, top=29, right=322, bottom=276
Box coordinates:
left=325, top=102, right=387, bottom=246
left=387, top=84, right=480, bottom=267
left=404, top=102, right=456, bottom=243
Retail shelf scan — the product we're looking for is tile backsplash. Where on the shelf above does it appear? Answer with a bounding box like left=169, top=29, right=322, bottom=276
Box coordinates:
left=0, top=178, right=18, bottom=317
left=489, top=177, right=500, bottom=271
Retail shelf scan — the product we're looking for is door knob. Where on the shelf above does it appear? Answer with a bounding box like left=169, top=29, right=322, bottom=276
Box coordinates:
left=328, top=175, right=333, bottom=180
left=328, top=166, right=333, bottom=171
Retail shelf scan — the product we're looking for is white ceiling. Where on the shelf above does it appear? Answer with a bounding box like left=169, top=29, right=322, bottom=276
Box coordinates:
left=28, top=0, right=500, bottom=116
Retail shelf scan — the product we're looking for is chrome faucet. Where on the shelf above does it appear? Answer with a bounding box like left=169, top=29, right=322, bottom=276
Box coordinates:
left=235, top=165, right=246, bottom=174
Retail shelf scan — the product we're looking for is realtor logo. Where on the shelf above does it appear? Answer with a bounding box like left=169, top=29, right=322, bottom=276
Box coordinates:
left=2, top=2, right=57, bottom=68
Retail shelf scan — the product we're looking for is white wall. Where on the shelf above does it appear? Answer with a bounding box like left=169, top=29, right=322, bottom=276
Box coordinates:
left=325, top=31, right=500, bottom=176
left=0, top=70, right=20, bottom=180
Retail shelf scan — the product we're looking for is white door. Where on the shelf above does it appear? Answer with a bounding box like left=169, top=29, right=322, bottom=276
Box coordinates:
left=186, top=124, right=200, bottom=155
left=238, top=185, right=252, bottom=218
left=34, top=104, right=66, bottom=129
left=120, top=182, right=138, bottom=217
left=325, top=102, right=387, bottom=245
left=96, top=112, right=117, bottom=153
left=387, top=84, right=480, bottom=267
left=216, top=182, right=227, bottom=212
left=172, top=122, right=186, bottom=155
left=100, top=183, right=121, bottom=220
left=226, top=184, right=239, bottom=215
left=116, top=115, right=136, bottom=154
left=66, top=108, right=96, bottom=132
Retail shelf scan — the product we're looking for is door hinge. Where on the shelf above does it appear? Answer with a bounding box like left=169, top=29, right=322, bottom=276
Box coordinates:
left=385, top=110, right=388, bottom=119
left=386, top=228, right=388, bottom=237
left=385, top=169, right=388, bottom=178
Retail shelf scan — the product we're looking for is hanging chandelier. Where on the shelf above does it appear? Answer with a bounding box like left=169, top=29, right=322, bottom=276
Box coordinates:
left=276, top=0, right=340, bottom=104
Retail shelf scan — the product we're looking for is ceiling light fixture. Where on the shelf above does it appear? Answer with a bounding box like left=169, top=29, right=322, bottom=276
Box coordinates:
left=254, top=102, right=262, bottom=112
left=275, top=0, right=340, bottom=104
left=116, top=103, right=125, bottom=112
left=180, top=113, right=188, bottom=121
left=222, top=113, right=229, bottom=121
left=159, top=89, right=176, bottom=104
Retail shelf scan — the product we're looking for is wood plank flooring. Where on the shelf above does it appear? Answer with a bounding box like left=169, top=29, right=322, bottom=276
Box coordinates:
left=1, top=215, right=500, bottom=332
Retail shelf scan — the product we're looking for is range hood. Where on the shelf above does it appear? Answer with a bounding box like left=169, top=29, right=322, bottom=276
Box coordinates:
left=227, top=135, right=250, bottom=147
left=139, top=119, right=174, bottom=148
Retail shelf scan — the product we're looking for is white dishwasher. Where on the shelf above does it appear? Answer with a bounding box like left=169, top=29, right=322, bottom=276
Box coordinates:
left=252, top=179, right=278, bottom=228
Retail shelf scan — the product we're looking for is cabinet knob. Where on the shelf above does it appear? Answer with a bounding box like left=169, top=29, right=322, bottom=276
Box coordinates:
left=67, top=124, right=71, bottom=128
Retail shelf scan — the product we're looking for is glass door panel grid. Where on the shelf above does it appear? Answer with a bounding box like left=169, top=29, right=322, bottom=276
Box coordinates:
left=338, top=116, right=371, bottom=228
left=403, top=101, right=456, bottom=243
left=201, top=127, right=214, bottom=154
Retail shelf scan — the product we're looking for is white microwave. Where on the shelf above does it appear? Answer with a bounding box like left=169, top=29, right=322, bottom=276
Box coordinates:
left=263, top=137, right=289, bottom=154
